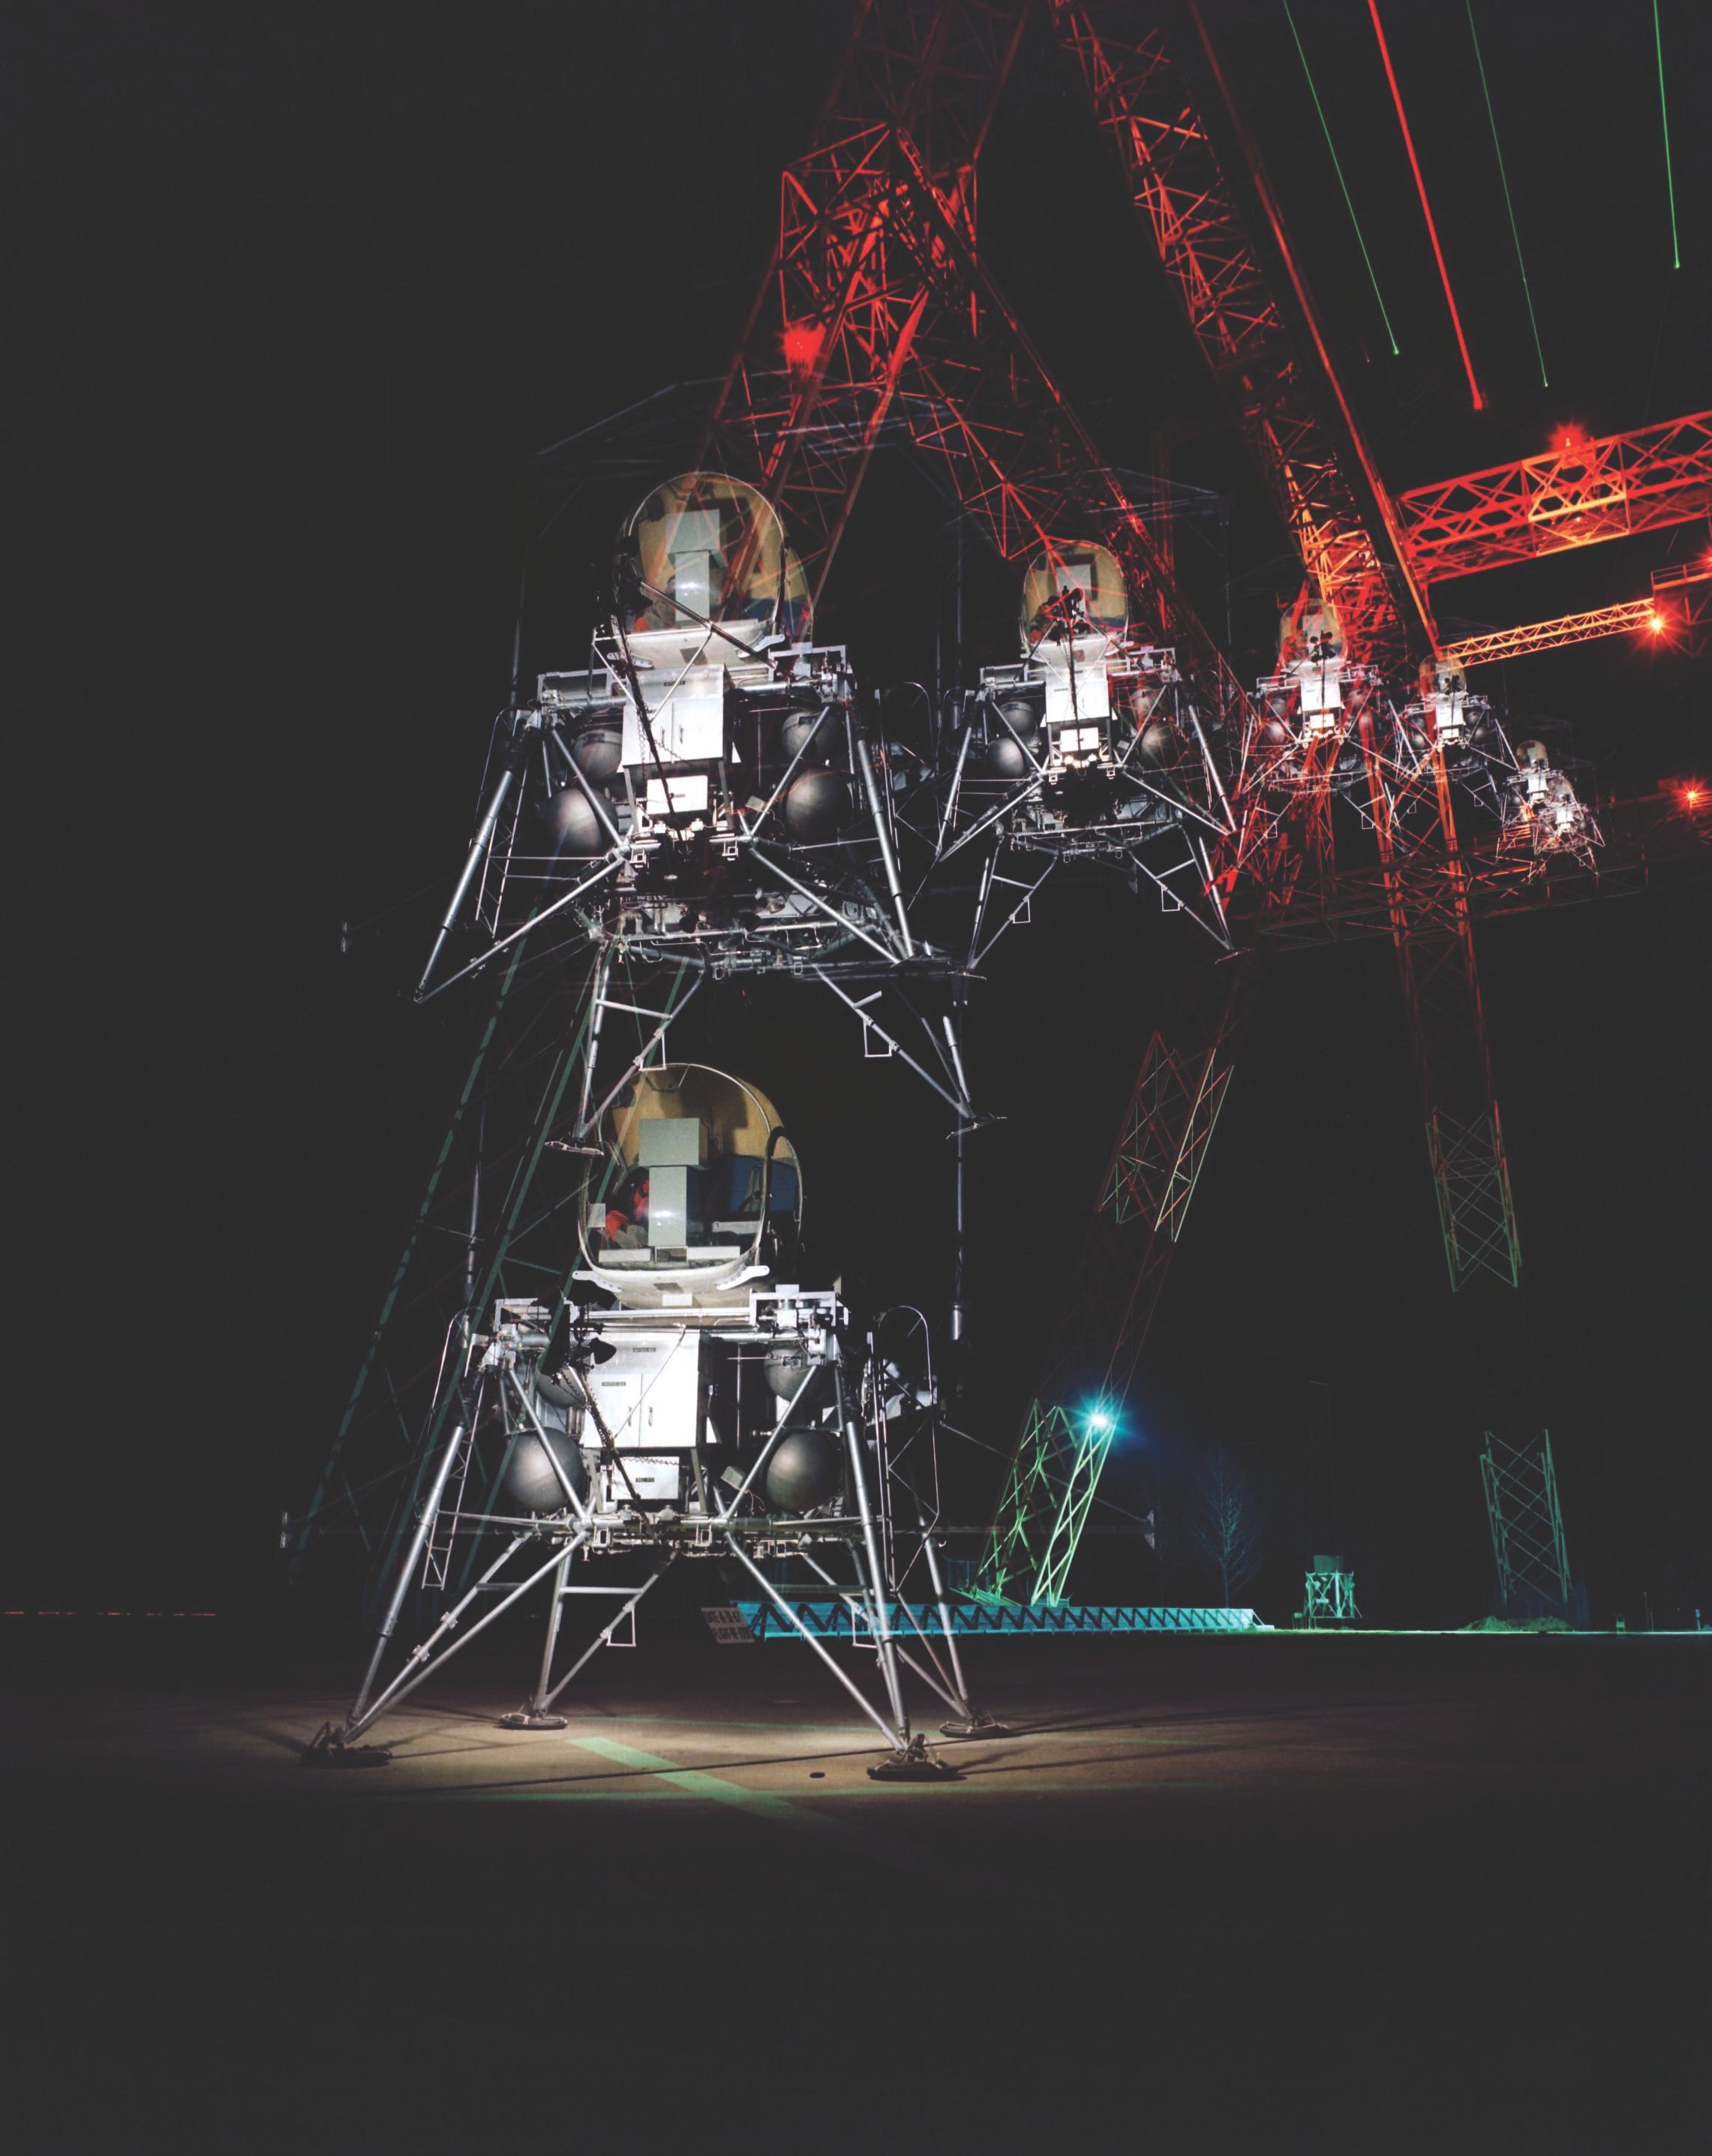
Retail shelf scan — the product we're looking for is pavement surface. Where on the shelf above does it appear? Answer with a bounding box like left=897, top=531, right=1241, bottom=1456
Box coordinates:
left=4, top=1622, right=1707, bottom=2153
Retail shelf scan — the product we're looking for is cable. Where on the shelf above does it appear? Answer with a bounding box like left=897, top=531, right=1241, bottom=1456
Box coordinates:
left=1654, top=0, right=1680, bottom=269
left=1367, top=0, right=1484, bottom=411
left=1465, top=1, right=1548, bottom=389
left=1282, top=1, right=1399, bottom=356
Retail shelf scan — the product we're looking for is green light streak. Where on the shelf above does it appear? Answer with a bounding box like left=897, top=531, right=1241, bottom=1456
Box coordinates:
left=1465, top=2, right=1548, bottom=388
left=1654, top=0, right=1680, bottom=268
left=1282, top=0, right=1400, bottom=355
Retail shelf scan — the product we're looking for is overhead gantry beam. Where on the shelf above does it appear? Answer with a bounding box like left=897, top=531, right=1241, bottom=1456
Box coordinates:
left=1443, top=558, right=1712, bottom=668
left=1397, top=411, right=1712, bottom=586
left=1445, top=597, right=1664, bottom=670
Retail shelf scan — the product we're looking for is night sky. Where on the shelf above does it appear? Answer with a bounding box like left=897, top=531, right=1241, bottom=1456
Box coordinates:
left=13, top=1, right=1707, bottom=1626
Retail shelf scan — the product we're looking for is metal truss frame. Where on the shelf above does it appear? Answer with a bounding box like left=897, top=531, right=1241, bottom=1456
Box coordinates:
left=717, top=1597, right=1263, bottom=1637
left=1397, top=411, right=1712, bottom=585
left=1068, top=952, right=1257, bottom=1401
left=1045, top=2, right=1529, bottom=1313
left=706, top=0, right=1257, bottom=799
left=972, top=1400, right=1117, bottom=1607
left=1247, top=784, right=1708, bottom=949
left=1445, top=597, right=1661, bottom=669
left=703, top=0, right=1032, bottom=608
left=1362, top=738, right=1520, bottom=1290
left=972, top=952, right=1256, bottom=1602
left=1051, top=0, right=1430, bottom=674
left=1446, top=558, right=1712, bottom=667
left=1480, top=1431, right=1575, bottom=1622
left=1297, top=1568, right=1361, bottom=1625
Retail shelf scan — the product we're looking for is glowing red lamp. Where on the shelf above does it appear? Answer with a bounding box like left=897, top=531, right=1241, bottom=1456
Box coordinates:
left=782, top=320, right=826, bottom=372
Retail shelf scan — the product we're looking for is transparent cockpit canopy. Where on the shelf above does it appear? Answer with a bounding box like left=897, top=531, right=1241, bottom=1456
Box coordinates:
left=1277, top=582, right=1343, bottom=669
left=1020, top=541, right=1128, bottom=645
left=579, top=1063, right=800, bottom=1282
left=614, top=472, right=811, bottom=645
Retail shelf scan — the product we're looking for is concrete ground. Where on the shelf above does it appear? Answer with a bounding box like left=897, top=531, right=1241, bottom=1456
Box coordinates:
left=5, top=1622, right=1707, bottom=2154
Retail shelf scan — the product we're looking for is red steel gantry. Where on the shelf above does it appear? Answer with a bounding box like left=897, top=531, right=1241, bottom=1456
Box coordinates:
left=1054, top=0, right=1524, bottom=1299
left=1398, top=413, right=1712, bottom=585
left=669, top=1, right=1694, bottom=1593
left=1401, top=413, right=1712, bottom=668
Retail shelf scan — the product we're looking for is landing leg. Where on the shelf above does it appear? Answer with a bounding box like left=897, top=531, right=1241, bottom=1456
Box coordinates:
left=918, top=1491, right=1013, bottom=1740
left=498, top=1544, right=575, bottom=1729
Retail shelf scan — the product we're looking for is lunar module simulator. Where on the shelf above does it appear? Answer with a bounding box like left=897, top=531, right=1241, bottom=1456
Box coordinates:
left=415, top=470, right=953, bottom=1009
left=935, top=540, right=1234, bottom=952
left=311, top=1065, right=986, bottom=1777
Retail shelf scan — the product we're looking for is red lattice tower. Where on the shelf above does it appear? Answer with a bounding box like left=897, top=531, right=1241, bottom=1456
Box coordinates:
left=1053, top=0, right=1523, bottom=1293
left=703, top=0, right=1255, bottom=766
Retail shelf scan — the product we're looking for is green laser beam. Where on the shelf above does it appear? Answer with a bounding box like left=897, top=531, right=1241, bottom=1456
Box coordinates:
left=1282, top=0, right=1400, bottom=355
left=1653, top=0, right=1680, bottom=268
left=1466, top=2, right=1548, bottom=387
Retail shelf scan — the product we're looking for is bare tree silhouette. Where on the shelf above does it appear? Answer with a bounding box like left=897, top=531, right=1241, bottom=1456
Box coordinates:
left=1192, top=1442, right=1263, bottom=1605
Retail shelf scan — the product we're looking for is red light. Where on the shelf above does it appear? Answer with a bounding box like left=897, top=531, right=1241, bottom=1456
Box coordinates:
left=1648, top=610, right=1665, bottom=633
left=782, top=320, right=826, bottom=372
left=1684, top=785, right=1704, bottom=809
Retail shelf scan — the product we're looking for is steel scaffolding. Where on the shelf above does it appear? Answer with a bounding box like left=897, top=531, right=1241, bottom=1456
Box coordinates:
left=1480, top=1433, right=1575, bottom=1622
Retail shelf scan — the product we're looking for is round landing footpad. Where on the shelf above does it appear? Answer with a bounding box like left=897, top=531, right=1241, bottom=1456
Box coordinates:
left=497, top=1710, right=569, bottom=1731
left=867, top=1737, right=961, bottom=1783
left=940, top=1714, right=1016, bottom=1740
left=300, top=1733, right=392, bottom=1770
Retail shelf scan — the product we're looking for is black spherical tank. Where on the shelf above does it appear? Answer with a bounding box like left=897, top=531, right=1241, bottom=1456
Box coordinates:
left=503, top=1423, right=590, bottom=1514
left=764, top=1343, right=810, bottom=1399
left=996, top=694, right=1040, bottom=743
left=541, top=784, right=605, bottom=858
left=763, top=1427, right=844, bottom=1514
left=569, top=720, right=623, bottom=786
left=780, top=705, right=836, bottom=767
left=986, top=733, right=1032, bottom=780
left=781, top=769, right=853, bottom=843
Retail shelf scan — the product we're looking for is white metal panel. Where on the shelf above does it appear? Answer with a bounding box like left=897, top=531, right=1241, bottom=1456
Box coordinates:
left=593, top=1330, right=702, bottom=1449
left=622, top=663, right=725, bottom=767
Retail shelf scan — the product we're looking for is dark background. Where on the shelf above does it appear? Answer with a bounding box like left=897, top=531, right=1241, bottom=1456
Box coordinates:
left=10, top=0, right=1708, bottom=1626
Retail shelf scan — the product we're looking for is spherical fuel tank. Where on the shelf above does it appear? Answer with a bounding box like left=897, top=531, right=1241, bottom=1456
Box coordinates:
left=780, top=706, right=836, bottom=767
left=782, top=769, right=853, bottom=843
left=541, top=784, right=605, bottom=858
left=986, top=733, right=1032, bottom=780
left=569, top=720, right=623, bottom=786
left=503, top=1421, right=590, bottom=1514
left=764, top=1343, right=812, bottom=1399
left=996, top=695, right=1040, bottom=744
left=763, top=1427, right=843, bottom=1514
